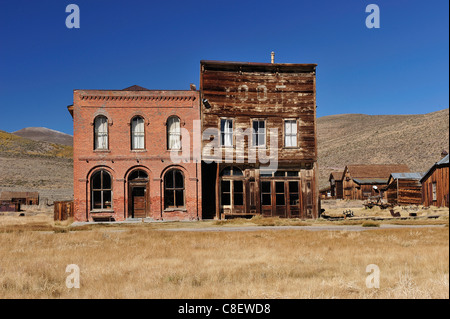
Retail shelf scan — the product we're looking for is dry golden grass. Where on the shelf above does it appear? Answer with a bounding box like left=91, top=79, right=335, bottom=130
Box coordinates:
left=0, top=213, right=448, bottom=299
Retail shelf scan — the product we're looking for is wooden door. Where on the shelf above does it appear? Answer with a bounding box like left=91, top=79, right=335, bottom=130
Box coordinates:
left=131, top=187, right=146, bottom=218
left=274, top=181, right=287, bottom=218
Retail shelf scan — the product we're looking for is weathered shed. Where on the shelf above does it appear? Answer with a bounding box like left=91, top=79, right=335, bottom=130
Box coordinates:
left=0, top=191, right=39, bottom=205
left=385, top=172, right=423, bottom=206
left=420, top=154, right=449, bottom=207
left=342, top=164, right=410, bottom=200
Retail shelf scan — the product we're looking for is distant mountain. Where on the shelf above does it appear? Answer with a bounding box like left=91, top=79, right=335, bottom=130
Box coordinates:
left=317, top=108, right=449, bottom=189
left=12, top=127, right=73, bottom=146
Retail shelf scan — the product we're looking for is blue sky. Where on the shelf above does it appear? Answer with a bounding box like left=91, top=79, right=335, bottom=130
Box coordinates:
left=0, top=0, right=448, bottom=135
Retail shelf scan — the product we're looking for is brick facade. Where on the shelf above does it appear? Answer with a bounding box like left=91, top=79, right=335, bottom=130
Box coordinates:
left=69, top=86, right=202, bottom=222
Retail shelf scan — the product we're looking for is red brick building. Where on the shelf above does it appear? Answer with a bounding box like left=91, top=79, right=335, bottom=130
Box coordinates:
left=68, top=85, right=202, bottom=222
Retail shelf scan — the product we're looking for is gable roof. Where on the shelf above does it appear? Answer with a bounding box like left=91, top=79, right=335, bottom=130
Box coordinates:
left=122, top=85, right=150, bottom=91
left=420, top=154, right=449, bottom=182
left=346, top=164, right=410, bottom=179
left=329, top=171, right=344, bottom=181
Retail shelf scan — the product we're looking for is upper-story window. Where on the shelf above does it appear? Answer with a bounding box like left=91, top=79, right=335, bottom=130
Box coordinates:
left=252, top=120, right=266, bottom=147
left=131, top=116, right=145, bottom=150
left=220, top=119, right=233, bottom=147
left=284, top=119, right=297, bottom=148
left=167, top=116, right=181, bottom=150
left=94, top=116, right=108, bottom=150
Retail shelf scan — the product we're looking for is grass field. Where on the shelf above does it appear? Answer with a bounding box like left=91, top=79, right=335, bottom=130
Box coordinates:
left=0, top=211, right=448, bottom=299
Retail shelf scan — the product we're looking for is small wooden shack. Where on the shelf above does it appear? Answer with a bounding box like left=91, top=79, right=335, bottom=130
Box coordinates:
left=329, top=171, right=343, bottom=199
left=0, top=191, right=39, bottom=205
left=420, top=154, right=449, bottom=207
left=342, top=164, right=410, bottom=200
left=54, top=201, right=74, bottom=221
left=385, top=172, right=424, bottom=206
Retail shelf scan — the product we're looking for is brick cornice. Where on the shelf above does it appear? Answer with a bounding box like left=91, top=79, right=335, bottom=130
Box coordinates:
left=79, top=95, right=196, bottom=102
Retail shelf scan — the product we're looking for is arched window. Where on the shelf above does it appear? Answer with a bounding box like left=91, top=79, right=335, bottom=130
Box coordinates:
left=94, top=116, right=108, bottom=150
left=91, top=170, right=112, bottom=210
left=167, top=116, right=181, bottom=150
left=220, top=166, right=243, bottom=176
left=164, top=169, right=184, bottom=208
left=131, top=116, right=145, bottom=150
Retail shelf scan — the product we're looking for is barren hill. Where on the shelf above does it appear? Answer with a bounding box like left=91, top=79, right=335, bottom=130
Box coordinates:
left=0, top=130, right=73, bottom=202
left=12, top=127, right=73, bottom=146
left=317, top=108, right=449, bottom=189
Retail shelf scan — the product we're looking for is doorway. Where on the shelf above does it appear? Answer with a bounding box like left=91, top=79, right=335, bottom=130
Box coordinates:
left=128, top=169, right=149, bottom=218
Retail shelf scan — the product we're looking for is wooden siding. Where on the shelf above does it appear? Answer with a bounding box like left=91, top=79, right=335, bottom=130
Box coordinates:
left=422, top=166, right=449, bottom=207
left=54, top=201, right=74, bottom=221
left=200, top=62, right=317, bottom=163
left=200, top=61, right=318, bottom=219
left=385, top=179, right=422, bottom=206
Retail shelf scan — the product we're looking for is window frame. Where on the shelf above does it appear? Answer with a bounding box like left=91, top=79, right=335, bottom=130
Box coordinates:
left=164, top=169, right=185, bottom=209
left=93, top=115, right=109, bottom=151
left=91, top=169, right=113, bottom=211
left=167, top=116, right=181, bottom=150
left=220, top=118, right=234, bottom=148
left=283, top=119, right=298, bottom=148
left=130, top=116, right=146, bottom=150
left=251, top=119, right=267, bottom=148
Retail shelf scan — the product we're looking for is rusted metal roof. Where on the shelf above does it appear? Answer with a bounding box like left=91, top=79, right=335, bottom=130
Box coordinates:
left=353, top=178, right=388, bottom=185
left=390, top=172, right=424, bottom=180
left=346, top=164, right=410, bottom=179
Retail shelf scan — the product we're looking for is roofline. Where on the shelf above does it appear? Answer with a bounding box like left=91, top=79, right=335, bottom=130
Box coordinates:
left=200, top=60, right=317, bottom=67
left=420, top=159, right=450, bottom=182
left=73, top=89, right=198, bottom=92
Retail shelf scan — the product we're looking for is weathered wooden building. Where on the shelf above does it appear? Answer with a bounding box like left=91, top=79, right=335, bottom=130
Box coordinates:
left=0, top=191, right=39, bottom=205
left=385, top=172, right=423, bottom=206
left=329, top=171, right=343, bottom=199
left=342, top=164, right=410, bottom=200
left=420, top=154, right=449, bottom=207
left=200, top=60, right=319, bottom=219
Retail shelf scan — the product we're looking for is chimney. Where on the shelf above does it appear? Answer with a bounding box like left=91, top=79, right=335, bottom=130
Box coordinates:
left=271, top=51, right=275, bottom=64
left=441, top=150, right=448, bottom=158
